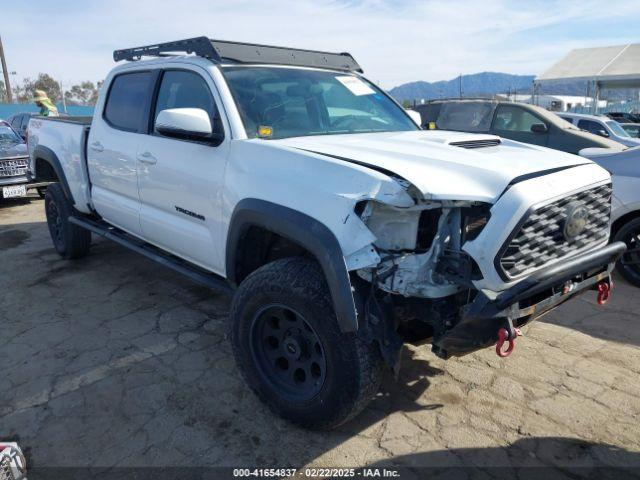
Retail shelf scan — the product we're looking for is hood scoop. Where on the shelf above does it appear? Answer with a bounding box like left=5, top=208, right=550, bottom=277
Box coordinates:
left=447, top=136, right=502, bottom=149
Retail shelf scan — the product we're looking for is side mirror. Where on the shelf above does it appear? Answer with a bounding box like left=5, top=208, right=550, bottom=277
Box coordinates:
left=155, top=108, right=221, bottom=142
left=597, top=129, right=610, bottom=138
left=530, top=123, right=548, bottom=134
left=405, top=109, right=422, bottom=127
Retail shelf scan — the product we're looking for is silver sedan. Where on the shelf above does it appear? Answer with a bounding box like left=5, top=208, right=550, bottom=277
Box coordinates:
left=581, top=146, right=640, bottom=286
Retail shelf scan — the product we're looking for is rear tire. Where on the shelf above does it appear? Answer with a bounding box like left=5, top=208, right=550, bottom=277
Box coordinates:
left=44, top=183, right=91, bottom=259
left=614, top=217, right=640, bottom=287
left=230, top=257, right=384, bottom=430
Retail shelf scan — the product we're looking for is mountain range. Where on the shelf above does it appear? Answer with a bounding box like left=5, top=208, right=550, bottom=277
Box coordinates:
left=388, top=72, right=632, bottom=103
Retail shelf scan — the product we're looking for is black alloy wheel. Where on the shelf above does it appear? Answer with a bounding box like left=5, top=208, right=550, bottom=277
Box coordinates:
left=250, top=304, right=326, bottom=402
left=616, top=220, right=640, bottom=287
left=46, top=197, right=65, bottom=251
left=44, top=183, right=91, bottom=259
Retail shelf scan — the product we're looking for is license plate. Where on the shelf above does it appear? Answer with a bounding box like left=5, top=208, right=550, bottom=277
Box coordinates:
left=2, top=185, right=27, bottom=198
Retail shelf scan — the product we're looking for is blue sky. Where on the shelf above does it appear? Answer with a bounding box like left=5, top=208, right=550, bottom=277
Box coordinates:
left=1, top=0, right=639, bottom=89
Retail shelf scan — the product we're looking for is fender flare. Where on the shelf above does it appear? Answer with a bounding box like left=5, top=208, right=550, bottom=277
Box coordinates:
left=226, top=198, right=358, bottom=332
left=32, top=145, right=75, bottom=205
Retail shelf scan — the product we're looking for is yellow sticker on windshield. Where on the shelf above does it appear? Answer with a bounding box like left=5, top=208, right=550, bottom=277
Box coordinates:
left=258, top=125, right=273, bottom=138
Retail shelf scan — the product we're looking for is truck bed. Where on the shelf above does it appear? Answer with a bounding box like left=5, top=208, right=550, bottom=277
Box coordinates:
left=28, top=116, right=93, bottom=213
left=37, top=115, right=93, bottom=126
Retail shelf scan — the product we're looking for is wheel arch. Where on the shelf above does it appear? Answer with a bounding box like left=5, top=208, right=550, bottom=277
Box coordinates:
left=612, top=209, right=640, bottom=238
left=226, top=198, right=358, bottom=332
left=32, top=145, right=75, bottom=205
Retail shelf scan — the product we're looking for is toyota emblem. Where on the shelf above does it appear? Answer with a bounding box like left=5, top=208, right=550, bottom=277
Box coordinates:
left=563, top=202, right=589, bottom=241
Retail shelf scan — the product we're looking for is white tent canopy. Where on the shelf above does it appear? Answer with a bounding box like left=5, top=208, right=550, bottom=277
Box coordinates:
left=536, top=43, right=640, bottom=88
left=535, top=43, right=640, bottom=113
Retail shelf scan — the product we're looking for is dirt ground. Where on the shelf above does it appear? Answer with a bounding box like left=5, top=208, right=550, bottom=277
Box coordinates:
left=1, top=194, right=639, bottom=477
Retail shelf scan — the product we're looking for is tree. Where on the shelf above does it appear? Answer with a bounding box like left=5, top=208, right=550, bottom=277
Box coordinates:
left=402, top=99, right=412, bottom=108
left=62, top=80, right=104, bottom=105
left=65, top=81, right=97, bottom=105
left=90, top=80, right=104, bottom=105
left=0, top=79, right=5, bottom=102
left=13, top=73, right=62, bottom=103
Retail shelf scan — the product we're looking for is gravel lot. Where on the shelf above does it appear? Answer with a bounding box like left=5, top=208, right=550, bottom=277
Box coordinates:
left=1, top=194, right=639, bottom=477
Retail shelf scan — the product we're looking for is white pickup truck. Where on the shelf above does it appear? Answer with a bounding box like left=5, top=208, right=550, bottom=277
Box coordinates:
left=28, top=37, right=625, bottom=429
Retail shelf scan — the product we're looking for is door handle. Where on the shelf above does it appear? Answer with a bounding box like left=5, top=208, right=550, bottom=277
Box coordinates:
left=89, top=141, right=104, bottom=152
left=137, top=151, right=157, bottom=165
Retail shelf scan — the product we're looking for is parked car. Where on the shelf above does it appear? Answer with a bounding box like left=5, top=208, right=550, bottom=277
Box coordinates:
left=607, top=112, right=640, bottom=124
left=620, top=123, right=640, bottom=138
left=0, top=120, right=49, bottom=200
left=7, top=112, right=39, bottom=141
left=559, top=112, right=640, bottom=148
left=29, top=37, right=624, bottom=429
left=414, top=100, right=625, bottom=154
left=579, top=147, right=640, bottom=287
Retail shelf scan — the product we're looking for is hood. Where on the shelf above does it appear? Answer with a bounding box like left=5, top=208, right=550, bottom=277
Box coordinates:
left=621, top=137, right=640, bottom=148
left=0, top=141, right=27, bottom=159
left=581, top=146, right=640, bottom=178
left=271, top=130, right=590, bottom=203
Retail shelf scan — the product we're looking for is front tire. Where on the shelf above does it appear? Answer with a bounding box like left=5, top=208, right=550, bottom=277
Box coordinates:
left=230, top=257, right=383, bottom=430
left=44, top=183, right=91, bottom=259
left=614, top=217, right=640, bottom=287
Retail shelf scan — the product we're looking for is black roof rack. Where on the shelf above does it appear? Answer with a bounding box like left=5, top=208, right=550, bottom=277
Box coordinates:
left=113, top=36, right=363, bottom=72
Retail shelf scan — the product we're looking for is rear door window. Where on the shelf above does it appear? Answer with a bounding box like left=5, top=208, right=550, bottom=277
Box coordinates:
left=493, top=105, right=544, bottom=132
left=104, top=71, right=156, bottom=132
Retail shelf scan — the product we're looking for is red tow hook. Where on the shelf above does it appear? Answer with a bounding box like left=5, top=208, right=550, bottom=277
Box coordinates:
left=495, top=327, right=522, bottom=358
left=596, top=279, right=612, bottom=305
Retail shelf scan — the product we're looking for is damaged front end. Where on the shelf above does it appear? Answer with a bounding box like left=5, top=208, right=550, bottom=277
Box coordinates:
left=347, top=183, right=625, bottom=365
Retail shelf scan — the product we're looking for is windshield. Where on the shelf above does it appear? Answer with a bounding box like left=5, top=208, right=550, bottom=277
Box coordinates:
left=606, top=121, right=631, bottom=138
left=222, top=66, right=418, bottom=140
left=622, top=124, right=640, bottom=137
left=0, top=125, right=22, bottom=145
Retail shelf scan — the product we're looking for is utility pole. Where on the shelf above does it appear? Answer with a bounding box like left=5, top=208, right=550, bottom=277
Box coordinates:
left=59, top=80, right=67, bottom=114
left=0, top=35, right=13, bottom=103
left=459, top=74, right=462, bottom=98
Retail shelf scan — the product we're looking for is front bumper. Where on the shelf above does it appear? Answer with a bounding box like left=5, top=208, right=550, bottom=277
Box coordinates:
left=0, top=175, right=50, bottom=191
left=432, top=241, right=626, bottom=359
left=0, top=175, right=29, bottom=187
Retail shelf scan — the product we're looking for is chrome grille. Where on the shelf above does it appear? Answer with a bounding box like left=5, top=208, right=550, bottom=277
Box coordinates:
left=0, top=158, right=28, bottom=178
left=499, top=183, right=612, bottom=279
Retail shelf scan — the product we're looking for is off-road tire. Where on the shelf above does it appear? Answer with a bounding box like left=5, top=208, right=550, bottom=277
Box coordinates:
left=230, top=257, right=384, bottom=430
left=614, top=217, right=640, bottom=287
left=44, top=183, right=91, bottom=259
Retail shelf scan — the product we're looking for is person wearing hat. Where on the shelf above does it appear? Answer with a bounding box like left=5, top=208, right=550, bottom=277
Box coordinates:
left=33, top=90, right=59, bottom=117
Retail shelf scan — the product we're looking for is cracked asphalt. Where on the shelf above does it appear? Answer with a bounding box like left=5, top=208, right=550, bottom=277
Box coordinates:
left=1, top=194, right=639, bottom=477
